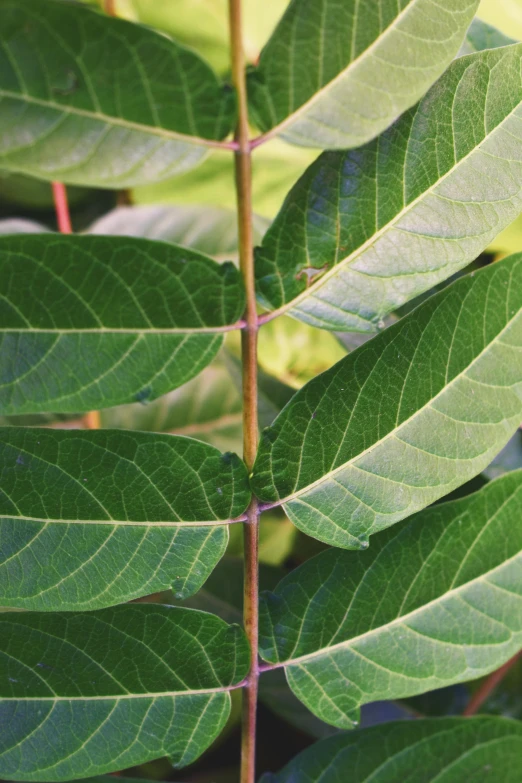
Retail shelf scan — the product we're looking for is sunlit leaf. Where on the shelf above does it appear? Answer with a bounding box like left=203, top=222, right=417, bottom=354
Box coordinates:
left=252, top=256, right=522, bottom=548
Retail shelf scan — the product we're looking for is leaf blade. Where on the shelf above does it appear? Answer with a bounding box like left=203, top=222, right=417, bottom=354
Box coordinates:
left=0, top=428, right=250, bottom=610
left=0, top=0, right=235, bottom=187
left=262, top=717, right=522, bottom=782
left=252, top=255, right=522, bottom=548
left=248, top=0, right=478, bottom=149
left=260, top=472, right=522, bottom=727
left=256, top=44, right=522, bottom=331
left=0, top=234, right=245, bottom=414
left=0, top=606, right=249, bottom=778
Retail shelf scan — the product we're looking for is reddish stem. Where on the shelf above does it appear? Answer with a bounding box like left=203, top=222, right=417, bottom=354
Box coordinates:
left=51, top=182, right=73, bottom=234
left=463, top=651, right=521, bottom=717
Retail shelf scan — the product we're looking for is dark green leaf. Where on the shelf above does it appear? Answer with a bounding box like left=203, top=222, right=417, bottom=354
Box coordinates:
left=248, top=0, right=478, bottom=149
left=256, top=45, right=522, bottom=331
left=0, top=234, right=244, bottom=414
left=0, top=0, right=234, bottom=187
left=459, top=17, right=517, bottom=55
left=252, top=255, right=522, bottom=548
left=262, top=717, right=522, bottom=782
left=260, top=472, right=522, bottom=727
left=0, top=606, right=249, bottom=778
left=0, top=428, right=250, bottom=610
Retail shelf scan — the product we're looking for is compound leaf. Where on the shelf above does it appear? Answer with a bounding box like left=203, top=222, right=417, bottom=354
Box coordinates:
left=260, top=473, right=522, bottom=726
left=0, top=234, right=244, bottom=414
left=262, top=717, right=522, bottom=782
left=252, top=255, right=522, bottom=548
left=256, top=44, right=522, bottom=331
left=0, top=0, right=234, bottom=187
left=0, top=428, right=250, bottom=610
left=0, top=605, right=249, bottom=778
left=248, top=0, right=478, bottom=149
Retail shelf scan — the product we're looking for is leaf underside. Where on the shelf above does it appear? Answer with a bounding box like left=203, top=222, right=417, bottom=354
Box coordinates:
left=248, top=0, right=478, bottom=149
left=256, top=44, right=522, bottom=331
left=0, top=606, right=249, bottom=779
left=0, top=0, right=235, bottom=187
left=0, top=234, right=245, bottom=414
left=260, top=472, right=522, bottom=727
left=252, top=255, right=522, bottom=548
left=0, top=428, right=250, bottom=610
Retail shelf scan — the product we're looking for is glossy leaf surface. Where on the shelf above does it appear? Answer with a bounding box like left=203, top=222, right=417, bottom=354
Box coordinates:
left=253, top=256, right=522, bottom=548
left=0, top=234, right=244, bottom=414
left=248, top=0, right=478, bottom=148
left=262, top=718, right=522, bottom=782
left=0, top=606, right=249, bottom=778
left=260, top=473, right=522, bottom=726
left=0, top=0, right=234, bottom=187
left=256, top=44, right=522, bottom=331
left=0, top=428, right=250, bottom=610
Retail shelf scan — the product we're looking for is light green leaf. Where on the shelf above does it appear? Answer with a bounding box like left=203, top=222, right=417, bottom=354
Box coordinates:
left=0, top=0, right=234, bottom=187
left=102, top=358, right=244, bottom=454
left=247, top=0, right=478, bottom=149
left=89, top=205, right=269, bottom=261
left=252, top=256, right=522, bottom=548
left=260, top=473, right=522, bottom=727
left=0, top=428, right=250, bottom=610
left=459, top=17, right=516, bottom=55
left=256, top=44, right=522, bottom=331
left=478, top=0, right=522, bottom=40
left=0, top=234, right=245, bottom=414
left=262, top=717, right=522, bottom=781
left=0, top=606, right=249, bottom=778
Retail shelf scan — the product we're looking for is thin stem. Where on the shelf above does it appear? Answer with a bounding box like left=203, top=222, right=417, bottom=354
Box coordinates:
left=103, top=0, right=117, bottom=15
left=83, top=411, right=101, bottom=430
left=51, top=182, right=73, bottom=234
left=462, top=651, right=521, bottom=717
left=229, top=1, right=260, bottom=781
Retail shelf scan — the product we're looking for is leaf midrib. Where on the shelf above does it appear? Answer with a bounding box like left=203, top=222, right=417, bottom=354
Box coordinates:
left=0, top=515, right=240, bottom=527
left=270, top=546, right=521, bottom=668
left=0, top=89, right=226, bottom=149
left=258, top=0, right=418, bottom=136
left=263, top=47, right=522, bottom=320
left=0, top=325, right=240, bottom=334
left=273, top=294, right=521, bottom=505
left=0, top=686, right=235, bottom=701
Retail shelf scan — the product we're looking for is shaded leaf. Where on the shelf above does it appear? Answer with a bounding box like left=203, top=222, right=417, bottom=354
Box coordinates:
left=252, top=256, right=522, bottom=548
left=256, top=44, right=522, bottom=331
left=0, top=0, right=234, bottom=187
left=0, top=428, right=250, bottom=610
left=260, top=472, right=522, bottom=727
left=89, top=205, right=269, bottom=261
left=459, top=17, right=516, bottom=55
left=261, top=717, right=522, bottom=782
left=248, top=0, right=478, bottom=149
left=0, top=606, right=249, bottom=778
left=484, top=429, right=522, bottom=479
left=101, top=358, right=244, bottom=454
left=0, top=234, right=244, bottom=414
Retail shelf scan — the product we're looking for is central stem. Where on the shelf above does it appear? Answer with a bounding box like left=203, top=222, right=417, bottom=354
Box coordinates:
left=229, top=2, right=259, bottom=781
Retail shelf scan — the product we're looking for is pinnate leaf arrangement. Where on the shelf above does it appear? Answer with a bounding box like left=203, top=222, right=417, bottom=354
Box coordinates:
left=1, top=0, right=522, bottom=780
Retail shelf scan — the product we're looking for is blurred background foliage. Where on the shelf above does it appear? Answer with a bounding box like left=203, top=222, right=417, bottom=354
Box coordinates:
left=1, top=0, right=521, bottom=779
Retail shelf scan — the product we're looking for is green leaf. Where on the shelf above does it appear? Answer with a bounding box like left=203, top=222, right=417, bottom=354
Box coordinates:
left=89, top=205, right=269, bottom=261
left=102, top=357, right=244, bottom=454
left=0, top=234, right=244, bottom=414
left=262, top=717, right=522, bottom=782
left=0, top=0, right=234, bottom=188
left=484, top=430, right=522, bottom=479
left=0, top=605, right=249, bottom=778
left=259, top=472, right=522, bottom=727
left=256, top=44, right=522, bottom=331
left=0, top=428, right=250, bottom=610
left=252, top=256, right=522, bottom=548
left=459, top=17, right=517, bottom=55
left=247, top=0, right=478, bottom=149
